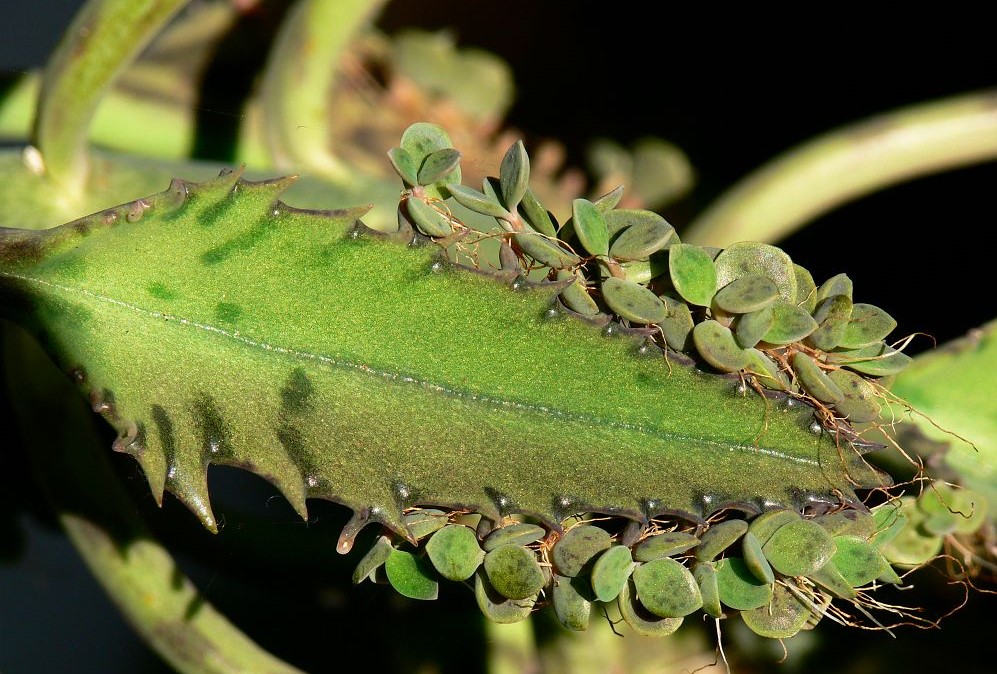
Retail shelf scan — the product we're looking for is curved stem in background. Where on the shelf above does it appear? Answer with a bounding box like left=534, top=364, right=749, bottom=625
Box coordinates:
left=257, top=0, right=387, bottom=182
left=7, top=329, right=303, bottom=674
left=684, top=89, right=997, bottom=247
left=31, top=0, right=189, bottom=199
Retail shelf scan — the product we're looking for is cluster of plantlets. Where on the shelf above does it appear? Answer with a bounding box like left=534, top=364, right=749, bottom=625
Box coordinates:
left=361, top=122, right=997, bottom=636
left=354, top=497, right=983, bottom=639
left=390, top=123, right=911, bottom=430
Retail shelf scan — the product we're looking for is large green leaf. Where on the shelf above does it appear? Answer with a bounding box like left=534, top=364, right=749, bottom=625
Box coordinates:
left=0, top=172, right=884, bottom=548
left=887, top=320, right=997, bottom=508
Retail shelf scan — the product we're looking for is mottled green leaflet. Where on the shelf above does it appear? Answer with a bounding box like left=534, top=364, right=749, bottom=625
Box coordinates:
left=714, top=558, right=772, bottom=610
left=590, top=544, right=636, bottom=602
left=499, top=140, right=530, bottom=210
left=385, top=549, right=439, bottom=600
left=631, top=558, right=703, bottom=618
left=633, top=531, right=700, bottom=561
left=741, top=584, right=811, bottom=639
left=483, top=544, right=545, bottom=600
left=669, top=243, right=717, bottom=306
left=482, top=522, right=546, bottom=552
left=553, top=525, right=612, bottom=577
left=552, top=574, right=593, bottom=631
left=618, top=580, right=683, bottom=636
left=425, top=524, right=484, bottom=581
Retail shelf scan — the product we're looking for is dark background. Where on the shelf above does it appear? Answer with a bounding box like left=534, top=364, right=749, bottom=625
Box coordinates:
left=1, top=2, right=994, bottom=673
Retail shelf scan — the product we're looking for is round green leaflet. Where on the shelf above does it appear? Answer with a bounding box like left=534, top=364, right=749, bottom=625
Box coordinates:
left=831, top=535, right=890, bottom=587
left=499, top=140, right=530, bottom=210
left=659, top=294, right=694, bottom=350
left=694, top=562, right=724, bottom=618
left=631, top=557, right=703, bottom=618
left=403, top=508, right=449, bottom=540
left=762, top=301, right=818, bottom=345
left=696, top=519, right=749, bottom=561
left=735, top=306, right=775, bottom=348
left=870, top=500, right=909, bottom=547
left=747, top=509, right=801, bottom=547
left=633, top=531, right=700, bottom=561
left=590, top=544, right=636, bottom=602
left=448, top=183, right=510, bottom=219
left=483, top=544, right=546, bottom=600
left=714, top=557, right=773, bottom=610
left=618, top=579, right=684, bottom=637
left=601, top=277, right=668, bottom=324
left=400, top=122, right=462, bottom=198
left=814, top=509, right=876, bottom=538
left=388, top=146, right=419, bottom=186
left=714, top=242, right=797, bottom=301
left=572, top=198, right=610, bottom=256
left=425, top=525, right=484, bottom=581
left=417, top=148, right=462, bottom=186
left=384, top=549, right=439, bottom=601
left=744, top=349, right=791, bottom=391
left=838, top=303, right=897, bottom=349
left=515, top=230, right=580, bottom=269
left=552, top=524, right=612, bottom=577
left=826, top=368, right=882, bottom=423
left=741, top=583, right=812, bottom=639
left=608, top=213, right=676, bottom=261
left=762, top=519, right=836, bottom=577
left=474, top=571, right=535, bottom=624
left=791, top=352, right=844, bottom=404
left=742, top=531, right=776, bottom=584
left=713, top=274, right=780, bottom=314
left=518, top=186, right=557, bottom=236
left=552, top=574, right=593, bottom=631
left=793, top=264, right=819, bottom=313
left=482, top=522, right=547, bottom=552
left=879, top=498, right=944, bottom=567
left=692, top=321, right=750, bottom=372
left=807, top=561, right=857, bottom=600
left=668, top=243, right=718, bottom=306
left=807, top=294, right=852, bottom=351
left=406, top=196, right=455, bottom=238
left=816, top=273, right=853, bottom=302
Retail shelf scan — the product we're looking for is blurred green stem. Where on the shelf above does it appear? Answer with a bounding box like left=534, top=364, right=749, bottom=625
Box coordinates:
left=32, top=0, right=189, bottom=199
left=9, top=330, right=303, bottom=674
left=685, top=89, right=997, bottom=247
left=258, top=0, right=387, bottom=182
left=486, top=619, right=540, bottom=674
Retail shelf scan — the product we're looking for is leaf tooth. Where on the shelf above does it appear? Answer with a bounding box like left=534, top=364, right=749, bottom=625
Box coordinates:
left=189, top=165, right=246, bottom=205
left=165, top=463, right=218, bottom=533
left=113, top=421, right=167, bottom=507
left=337, top=507, right=385, bottom=554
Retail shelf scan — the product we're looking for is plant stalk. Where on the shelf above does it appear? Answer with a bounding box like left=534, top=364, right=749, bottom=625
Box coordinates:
left=685, top=89, right=997, bottom=247
left=32, top=0, right=189, bottom=199
left=257, top=0, right=387, bottom=182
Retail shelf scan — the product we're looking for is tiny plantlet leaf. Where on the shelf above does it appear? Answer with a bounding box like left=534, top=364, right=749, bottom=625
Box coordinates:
left=499, top=140, right=530, bottom=210
left=448, top=183, right=510, bottom=218
left=417, top=148, right=462, bottom=186
left=669, top=243, right=718, bottom=306
left=572, top=198, right=610, bottom=257
left=387, top=147, right=419, bottom=186
left=385, top=549, right=439, bottom=600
